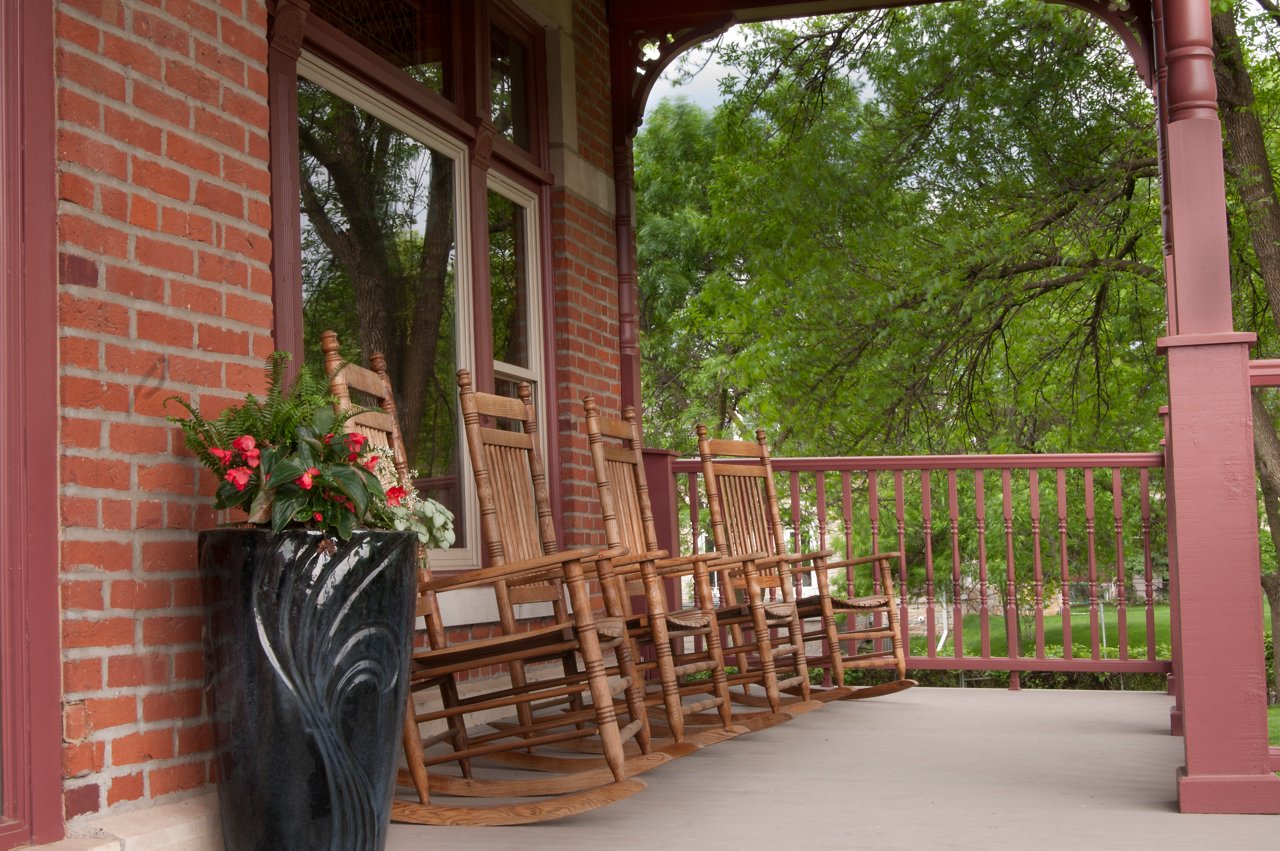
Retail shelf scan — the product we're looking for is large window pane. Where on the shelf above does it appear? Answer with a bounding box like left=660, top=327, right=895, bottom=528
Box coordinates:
left=309, top=0, right=451, bottom=95
left=488, top=189, right=529, bottom=369
left=297, top=79, right=464, bottom=542
left=489, top=25, right=529, bottom=149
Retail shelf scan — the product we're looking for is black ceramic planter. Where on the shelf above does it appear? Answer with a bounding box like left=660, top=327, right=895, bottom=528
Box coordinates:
left=199, top=528, right=416, bottom=851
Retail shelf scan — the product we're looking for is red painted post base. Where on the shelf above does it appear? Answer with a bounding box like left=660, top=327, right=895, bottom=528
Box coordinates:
left=1177, top=768, right=1280, bottom=814
left=1169, top=707, right=1183, bottom=737
left=1270, top=748, right=1280, bottom=773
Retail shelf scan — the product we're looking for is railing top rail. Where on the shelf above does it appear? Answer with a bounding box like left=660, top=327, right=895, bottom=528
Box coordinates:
left=670, top=452, right=1165, bottom=474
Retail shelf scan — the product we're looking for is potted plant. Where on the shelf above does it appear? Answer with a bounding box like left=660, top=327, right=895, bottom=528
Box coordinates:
left=168, top=354, right=453, bottom=851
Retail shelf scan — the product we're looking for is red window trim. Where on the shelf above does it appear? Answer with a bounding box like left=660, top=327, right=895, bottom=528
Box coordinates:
left=1, top=0, right=63, bottom=846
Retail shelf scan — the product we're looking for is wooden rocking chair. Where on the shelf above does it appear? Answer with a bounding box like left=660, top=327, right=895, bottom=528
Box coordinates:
left=696, top=424, right=916, bottom=700
left=322, top=331, right=647, bottom=825
left=581, top=398, right=793, bottom=745
left=454, top=371, right=694, bottom=763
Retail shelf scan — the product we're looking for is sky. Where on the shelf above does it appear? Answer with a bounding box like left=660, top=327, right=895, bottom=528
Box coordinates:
left=639, top=35, right=736, bottom=125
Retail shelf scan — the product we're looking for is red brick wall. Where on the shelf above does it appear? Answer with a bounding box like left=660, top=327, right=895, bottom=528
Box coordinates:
left=47, top=0, right=628, bottom=826
left=553, top=0, right=621, bottom=548
left=55, top=0, right=272, bottom=823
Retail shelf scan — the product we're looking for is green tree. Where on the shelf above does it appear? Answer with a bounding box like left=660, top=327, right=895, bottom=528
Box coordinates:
left=636, top=0, right=1280, bottom=698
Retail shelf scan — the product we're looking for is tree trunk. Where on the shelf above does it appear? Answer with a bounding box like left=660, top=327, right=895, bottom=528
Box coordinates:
left=1214, top=8, right=1280, bottom=701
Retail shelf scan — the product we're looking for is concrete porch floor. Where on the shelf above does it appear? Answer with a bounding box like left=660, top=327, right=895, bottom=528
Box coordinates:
left=32, top=687, right=1278, bottom=850
left=387, top=687, right=1277, bottom=850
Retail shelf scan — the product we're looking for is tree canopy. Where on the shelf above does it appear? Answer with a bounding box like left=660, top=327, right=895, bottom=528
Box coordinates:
left=637, top=1, right=1168, bottom=457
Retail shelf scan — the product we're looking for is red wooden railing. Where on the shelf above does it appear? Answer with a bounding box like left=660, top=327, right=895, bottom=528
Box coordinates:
left=650, top=451, right=1172, bottom=684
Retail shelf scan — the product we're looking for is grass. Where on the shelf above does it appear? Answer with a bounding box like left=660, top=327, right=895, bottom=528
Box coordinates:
left=1271, top=706, right=1280, bottom=748
left=907, top=604, right=1173, bottom=658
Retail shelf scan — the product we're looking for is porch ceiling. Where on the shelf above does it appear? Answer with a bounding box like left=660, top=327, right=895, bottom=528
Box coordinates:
left=386, top=688, right=1277, bottom=848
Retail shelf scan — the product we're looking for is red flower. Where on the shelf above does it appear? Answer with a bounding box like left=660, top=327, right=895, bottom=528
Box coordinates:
left=386, top=485, right=407, bottom=507
left=296, top=467, right=321, bottom=490
left=313, top=512, right=324, bottom=522
left=363, top=455, right=380, bottom=472
left=233, top=435, right=261, bottom=468
left=344, top=433, right=367, bottom=460
left=225, top=467, right=252, bottom=491
left=210, top=447, right=233, bottom=466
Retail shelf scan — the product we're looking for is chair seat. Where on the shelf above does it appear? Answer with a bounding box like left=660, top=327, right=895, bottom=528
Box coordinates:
left=594, top=616, right=628, bottom=642
left=411, top=622, right=574, bottom=672
left=798, top=594, right=892, bottom=612
left=720, top=599, right=796, bottom=621
left=665, top=608, right=712, bottom=630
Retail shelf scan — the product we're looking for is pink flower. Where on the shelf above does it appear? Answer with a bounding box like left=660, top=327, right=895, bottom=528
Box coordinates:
left=225, top=467, right=252, bottom=492
left=296, top=467, right=320, bottom=490
left=242, top=447, right=260, bottom=468
left=386, top=485, right=407, bottom=507
left=322, top=433, right=334, bottom=444
left=363, top=455, right=380, bottom=472
left=210, top=447, right=233, bottom=466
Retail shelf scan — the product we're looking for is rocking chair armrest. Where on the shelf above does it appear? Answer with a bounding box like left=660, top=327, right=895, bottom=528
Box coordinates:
left=421, top=546, right=602, bottom=592
left=580, top=546, right=633, bottom=566
left=604, top=548, right=670, bottom=568
left=651, top=551, right=718, bottom=571
left=822, top=551, right=902, bottom=571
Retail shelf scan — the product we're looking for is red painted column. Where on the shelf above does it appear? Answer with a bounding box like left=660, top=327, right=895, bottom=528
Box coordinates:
left=614, top=142, right=642, bottom=411
left=1159, top=406, right=1184, bottom=736
left=1157, top=0, right=1280, bottom=814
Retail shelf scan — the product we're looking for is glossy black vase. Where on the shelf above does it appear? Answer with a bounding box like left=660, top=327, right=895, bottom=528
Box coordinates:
left=199, top=528, right=416, bottom=851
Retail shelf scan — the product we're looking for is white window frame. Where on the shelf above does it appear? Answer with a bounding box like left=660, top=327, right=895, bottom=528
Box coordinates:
left=486, top=171, right=547, bottom=448
left=297, top=52, right=482, bottom=572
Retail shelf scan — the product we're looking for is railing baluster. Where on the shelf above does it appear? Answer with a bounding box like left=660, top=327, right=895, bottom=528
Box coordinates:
left=1085, top=468, right=1100, bottom=660
left=894, top=470, right=908, bottom=657
left=976, top=470, right=990, bottom=659
left=687, top=471, right=700, bottom=557
left=789, top=470, right=802, bottom=598
left=1030, top=470, right=1045, bottom=659
left=666, top=452, right=1170, bottom=680
left=869, top=471, right=886, bottom=659
left=948, top=469, right=963, bottom=659
left=841, top=471, right=854, bottom=600
left=922, top=469, right=936, bottom=657
left=1113, top=469, right=1128, bottom=661
left=815, top=471, right=827, bottom=551
left=1057, top=469, right=1072, bottom=659
left=1002, top=469, right=1019, bottom=680
left=1141, top=467, right=1156, bottom=661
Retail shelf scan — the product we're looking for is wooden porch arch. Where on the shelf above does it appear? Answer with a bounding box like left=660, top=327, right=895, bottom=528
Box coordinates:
left=605, top=0, right=1280, bottom=814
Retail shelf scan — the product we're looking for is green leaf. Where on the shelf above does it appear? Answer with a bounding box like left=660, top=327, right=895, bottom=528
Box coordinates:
left=328, top=465, right=370, bottom=517
left=334, top=508, right=356, bottom=540
left=271, top=490, right=309, bottom=533
left=271, top=457, right=309, bottom=488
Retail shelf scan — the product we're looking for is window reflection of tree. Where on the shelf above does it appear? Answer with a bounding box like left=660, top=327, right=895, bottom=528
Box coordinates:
left=487, top=191, right=527, bottom=369
left=297, top=80, right=458, bottom=505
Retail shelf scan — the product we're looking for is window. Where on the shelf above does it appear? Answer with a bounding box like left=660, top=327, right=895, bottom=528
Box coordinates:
left=487, top=178, right=543, bottom=403
left=275, top=2, right=551, bottom=569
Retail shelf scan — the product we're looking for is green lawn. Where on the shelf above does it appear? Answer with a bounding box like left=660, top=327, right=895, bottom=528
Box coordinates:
left=908, top=604, right=1173, bottom=658
left=900, top=602, right=1280, bottom=745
